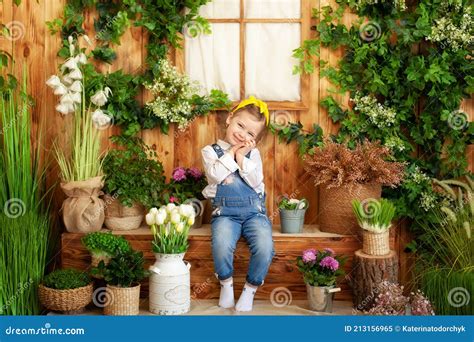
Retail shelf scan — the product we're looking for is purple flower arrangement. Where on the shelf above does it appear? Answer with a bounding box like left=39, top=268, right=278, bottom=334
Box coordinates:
left=165, top=167, right=207, bottom=204
left=296, top=248, right=347, bottom=287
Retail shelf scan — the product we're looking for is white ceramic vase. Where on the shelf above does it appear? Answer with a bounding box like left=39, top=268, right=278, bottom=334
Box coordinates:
left=149, top=253, right=191, bottom=315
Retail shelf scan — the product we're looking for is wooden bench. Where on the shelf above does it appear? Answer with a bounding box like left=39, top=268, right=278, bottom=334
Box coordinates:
left=61, top=224, right=395, bottom=301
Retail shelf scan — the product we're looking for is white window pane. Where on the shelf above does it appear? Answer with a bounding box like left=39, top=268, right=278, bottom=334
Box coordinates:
left=185, top=24, right=240, bottom=101
left=245, top=23, right=301, bottom=101
left=245, top=0, right=300, bottom=19
left=199, top=0, right=240, bottom=18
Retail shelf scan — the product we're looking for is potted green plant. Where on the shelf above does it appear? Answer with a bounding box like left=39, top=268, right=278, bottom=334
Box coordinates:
left=47, top=35, right=109, bottom=233
left=278, top=196, right=309, bottom=233
left=352, top=198, right=396, bottom=255
left=146, top=203, right=195, bottom=315
left=166, top=167, right=208, bottom=228
left=102, top=135, right=166, bottom=231
left=296, top=248, right=346, bottom=312
left=91, top=250, right=149, bottom=316
left=81, top=231, right=131, bottom=267
left=304, top=139, right=404, bottom=235
left=38, top=268, right=93, bottom=314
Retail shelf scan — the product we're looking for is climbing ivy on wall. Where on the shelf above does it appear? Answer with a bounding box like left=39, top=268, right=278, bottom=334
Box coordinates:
left=287, top=0, right=473, bottom=226
left=47, top=0, right=229, bottom=136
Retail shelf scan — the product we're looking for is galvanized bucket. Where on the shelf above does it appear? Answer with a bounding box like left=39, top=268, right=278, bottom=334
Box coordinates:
left=306, top=284, right=341, bottom=312
left=280, top=208, right=307, bottom=233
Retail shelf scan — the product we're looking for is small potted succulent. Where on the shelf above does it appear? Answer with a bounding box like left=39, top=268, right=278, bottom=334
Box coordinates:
left=352, top=198, right=396, bottom=255
left=81, top=231, right=131, bottom=268
left=91, top=250, right=149, bottom=316
left=296, top=248, right=346, bottom=312
left=102, top=135, right=166, bottom=231
left=165, top=167, right=208, bottom=228
left=38, top=268, right=93, bottom=314
left=278, top=196, right=309, bottom=233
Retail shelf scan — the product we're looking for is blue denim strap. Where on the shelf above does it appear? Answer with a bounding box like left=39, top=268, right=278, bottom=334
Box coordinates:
left=211, top=143, right=251, bottom=158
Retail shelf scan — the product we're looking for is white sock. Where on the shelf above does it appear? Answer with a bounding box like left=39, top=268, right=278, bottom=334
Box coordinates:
left=218, top=277, right=235, bottom=308
left=235, top=283, right=257, bottom=312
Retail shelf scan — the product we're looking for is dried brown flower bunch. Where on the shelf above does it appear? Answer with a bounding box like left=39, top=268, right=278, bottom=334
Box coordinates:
left=304, top=139, right=405, bottom=188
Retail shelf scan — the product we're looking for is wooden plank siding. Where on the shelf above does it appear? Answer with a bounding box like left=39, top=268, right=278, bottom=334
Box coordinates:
left=1, top=0, right=472, bottom=295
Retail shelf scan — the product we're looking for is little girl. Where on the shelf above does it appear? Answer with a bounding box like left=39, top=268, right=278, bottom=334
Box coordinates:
left=201, top=96, right=275, bottom=312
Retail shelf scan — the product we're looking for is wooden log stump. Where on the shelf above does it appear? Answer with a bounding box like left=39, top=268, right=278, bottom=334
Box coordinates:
left=351, top=249, right=398, bottom=310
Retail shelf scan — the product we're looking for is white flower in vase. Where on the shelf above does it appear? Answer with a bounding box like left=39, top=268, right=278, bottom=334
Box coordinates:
left=166, top=203, right=176, bottom=213
left=288, top=199, right=300, bottom=205
left=76, top=53, right=88, bottom=65
left=55, top=102, right=75, bottom=115
left=69, top=81, right=82, bottom=93
left=60, top=93, right=75, bottom=106
left=179, top=204, right=195, bottom=217
left=156, top=209, right=167, bottom=225
left=170, top=211, right=181, bottom=224
left=91, top=89, right=108, bottom=107
left=70, top=92, right=82, bottom=104
left=62, top=57, right=79, bottom=71
left=91, top=109, right=111, bottom=128
left=46, top=75, right=62, bottom=88
left=53, top=84, right=68, bottom=96
left=146, top=212, right=156, bottom=226
left=67, top=69, right=82, bottom=80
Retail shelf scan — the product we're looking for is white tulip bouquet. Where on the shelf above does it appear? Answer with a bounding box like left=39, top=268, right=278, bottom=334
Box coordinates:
left=146, top=203, right=196, bottom=254
left=46, top=35, right=112, bottom=182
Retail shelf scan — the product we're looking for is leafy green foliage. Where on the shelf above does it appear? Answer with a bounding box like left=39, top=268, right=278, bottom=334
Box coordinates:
left=102, top=135, right=166, bottom=208
left=43, top=269, right=90, bottom=290
left=91, top=250, right=149, bottom=287
left=49, top=0, right=220, bottom=135
left=278, top=197, right=308, bottom=210
left=81, top=232, right=131, bottom=257
left=290, top=0, right=473, bottom=225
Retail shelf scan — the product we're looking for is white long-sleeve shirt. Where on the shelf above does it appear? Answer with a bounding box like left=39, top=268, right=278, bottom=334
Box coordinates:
left=201, top=139, right=265, bottom=199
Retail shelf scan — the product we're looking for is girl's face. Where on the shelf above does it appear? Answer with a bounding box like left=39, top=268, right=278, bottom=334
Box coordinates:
left=225, top=110, right=265, bottom=146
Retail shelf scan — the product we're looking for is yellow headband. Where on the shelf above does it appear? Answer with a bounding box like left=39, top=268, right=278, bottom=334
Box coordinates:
left=232, top=96, right=270, bottom=126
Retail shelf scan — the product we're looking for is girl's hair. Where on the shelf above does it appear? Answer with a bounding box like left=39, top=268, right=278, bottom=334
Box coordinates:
left=231, top=104, right=268, bottom=142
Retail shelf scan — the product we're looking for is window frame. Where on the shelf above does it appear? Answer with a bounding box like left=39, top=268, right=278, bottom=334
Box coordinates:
left=177, top=0, right=311, bottom=111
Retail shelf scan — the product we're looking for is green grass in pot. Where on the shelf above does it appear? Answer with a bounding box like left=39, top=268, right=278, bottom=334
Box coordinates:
left=43, top=269, right=91, bottom=290
left=352, top=198, right=396, bottom=233
left=102, top=135, right=166, bottom=208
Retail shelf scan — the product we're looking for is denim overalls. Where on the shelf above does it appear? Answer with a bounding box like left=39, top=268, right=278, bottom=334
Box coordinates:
left=210, top=143, right=275, bottom=287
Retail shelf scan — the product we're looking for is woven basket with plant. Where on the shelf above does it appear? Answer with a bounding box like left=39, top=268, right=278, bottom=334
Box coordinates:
left=304, top=139, right=404, bottom=235
left=352, top=198, right=396, bottom=255
left=38, top=269, right=92, bottom=313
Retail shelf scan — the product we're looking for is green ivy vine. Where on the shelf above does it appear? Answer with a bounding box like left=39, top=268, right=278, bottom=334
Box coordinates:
left=288, top=0, right=473, bottom=227
left=47, top=0, right=229, bottom=136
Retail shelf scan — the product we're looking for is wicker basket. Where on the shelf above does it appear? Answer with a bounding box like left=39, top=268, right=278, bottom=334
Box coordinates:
left=104, top=194, right=144, bottom=231
left=362, top=230, right=390, bottom=255
left=319, top=183, right=382, bottom=235
left=104, top=284, right=141, bottom=316
left=38, top=283, right=93, bottom=313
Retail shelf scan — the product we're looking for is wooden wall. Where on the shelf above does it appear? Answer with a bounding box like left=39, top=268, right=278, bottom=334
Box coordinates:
left=0, top=0, right=472, bottom=228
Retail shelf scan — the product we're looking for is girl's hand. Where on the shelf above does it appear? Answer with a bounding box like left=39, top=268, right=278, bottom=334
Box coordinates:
left=236, top=140, right=256, bottom=157
left=229, top=142, right=246, bottom=157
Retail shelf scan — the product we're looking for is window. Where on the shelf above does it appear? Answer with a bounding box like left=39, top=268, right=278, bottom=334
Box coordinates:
left=184, top=0, right=308, bottom=109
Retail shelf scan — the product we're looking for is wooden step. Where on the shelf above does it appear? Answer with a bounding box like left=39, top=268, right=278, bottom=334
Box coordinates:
left=61, top=224, right=395, bottom=301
